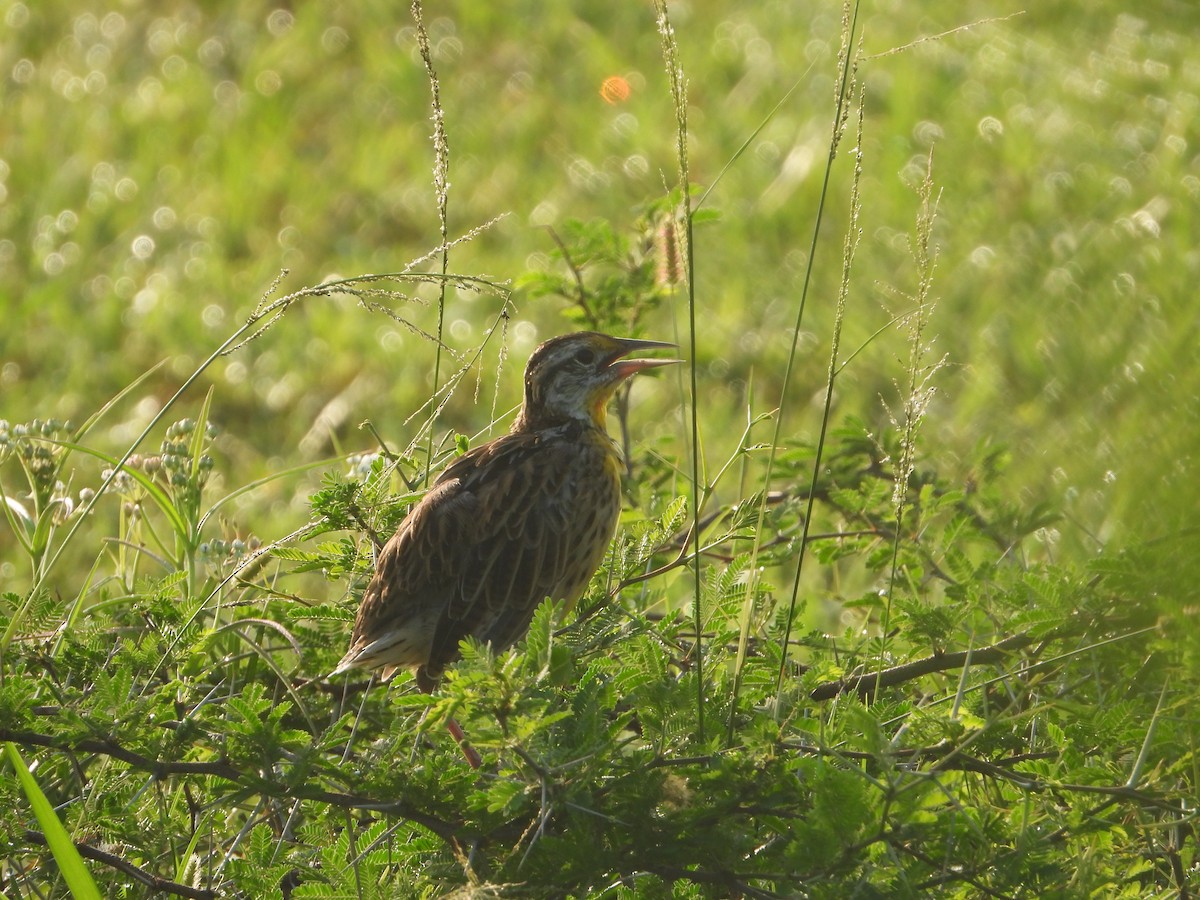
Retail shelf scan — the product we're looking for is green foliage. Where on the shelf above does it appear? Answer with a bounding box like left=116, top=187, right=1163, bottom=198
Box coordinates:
left=2, top=2, right=1197, bottom=898
left=2, top=402, right=1193, bottom=895
left=517, top=197, right=690, bottom=338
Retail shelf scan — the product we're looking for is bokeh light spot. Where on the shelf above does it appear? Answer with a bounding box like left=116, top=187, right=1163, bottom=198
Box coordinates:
left=600, top=75, right=631, bottom=104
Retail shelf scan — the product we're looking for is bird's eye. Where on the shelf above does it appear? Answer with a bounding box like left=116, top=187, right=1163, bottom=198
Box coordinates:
left=573, top=347, right=597, bottom=365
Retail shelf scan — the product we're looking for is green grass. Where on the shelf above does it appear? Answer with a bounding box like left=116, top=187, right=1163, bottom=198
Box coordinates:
left=5, top=742, right=102, bottom=899
left=4, top=2, right=1196, bottom=557
left=2, top=1, right=1198, bottom=896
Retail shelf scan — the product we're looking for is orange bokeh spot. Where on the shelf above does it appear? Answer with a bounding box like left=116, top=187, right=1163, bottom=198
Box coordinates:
left=600, top=75, right=631, bottom=104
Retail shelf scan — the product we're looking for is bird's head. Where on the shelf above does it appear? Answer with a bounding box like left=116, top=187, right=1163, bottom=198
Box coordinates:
left=516, top=331, right=678, bottom=431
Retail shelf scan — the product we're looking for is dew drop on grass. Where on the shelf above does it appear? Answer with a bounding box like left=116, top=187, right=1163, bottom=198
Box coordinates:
left=266, top=8, right=294, bottom=37
left=322, top=26, right=350, bottom=54
left=42, top=252, right=65, bottom=276
left=100, top=11, right=124, bottom=39
left=199, top=37, right=225, bottom=67
left=977, top=116, right=1004, bottom=141
left=85, top=43, right=111, bottom=70
left=254, top=69, right=282, bottom=96
left=131, top=235, right=155, bottom=259
left=11, top=59, right=35, bottom=83
left=115, top=176, right=138, bottom=201
left=5, top=3, right=29, bottom=28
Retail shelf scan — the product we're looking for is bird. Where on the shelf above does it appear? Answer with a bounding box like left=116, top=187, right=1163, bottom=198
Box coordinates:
left=332, top=331, right=678, bottom=708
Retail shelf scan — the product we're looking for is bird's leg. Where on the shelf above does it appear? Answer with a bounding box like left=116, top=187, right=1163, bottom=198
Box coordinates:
left=446, top=717, right=482, bottom=769
left=419, top=666, right=482, bottom=768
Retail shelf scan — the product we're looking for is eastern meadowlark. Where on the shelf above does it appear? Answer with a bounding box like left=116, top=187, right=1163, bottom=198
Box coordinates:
left=332, top=331, right=678, bottom=694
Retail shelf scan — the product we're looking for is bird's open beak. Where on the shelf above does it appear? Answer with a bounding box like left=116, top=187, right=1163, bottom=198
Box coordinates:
left=605, top=337, right=682, bottom=380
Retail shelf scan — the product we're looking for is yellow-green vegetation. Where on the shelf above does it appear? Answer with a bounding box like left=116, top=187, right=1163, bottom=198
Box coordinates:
left=2, top=1, right=1197, bottom=896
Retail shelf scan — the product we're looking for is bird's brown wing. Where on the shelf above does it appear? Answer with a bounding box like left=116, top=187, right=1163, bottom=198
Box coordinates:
left=422, top=428, right=612, bottom=675
left=334, top=468, right=479, bottom=676
left=339, top=427, right=618, bottom=680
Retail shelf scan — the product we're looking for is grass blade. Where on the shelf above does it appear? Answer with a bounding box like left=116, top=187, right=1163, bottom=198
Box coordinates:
left=654, top=0, right=705, bottom=743
left=5, top=743, right=103, bottom=900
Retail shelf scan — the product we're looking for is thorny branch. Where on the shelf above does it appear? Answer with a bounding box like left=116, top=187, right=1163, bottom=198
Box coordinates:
left=0, top=728, right=462, bottom=845
left=20, top=829, right=216, bottom=900
left=807, top=631, right=1040, bottom=701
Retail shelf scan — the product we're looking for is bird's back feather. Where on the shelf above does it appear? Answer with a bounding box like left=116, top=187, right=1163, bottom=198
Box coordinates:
left=334, top=420, right=622, bottom=683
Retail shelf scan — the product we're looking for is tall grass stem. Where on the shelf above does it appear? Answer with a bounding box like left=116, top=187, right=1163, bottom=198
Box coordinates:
left=411, top=0, right=452, bottom=489
left=654, top=0, right=705, bottom=742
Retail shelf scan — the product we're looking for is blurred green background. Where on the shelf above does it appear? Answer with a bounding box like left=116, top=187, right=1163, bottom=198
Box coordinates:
left=2, top=0, right=1197, bottom=578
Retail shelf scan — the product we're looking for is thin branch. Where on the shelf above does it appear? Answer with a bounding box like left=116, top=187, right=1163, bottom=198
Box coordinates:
left=21, top=829, right=216, bottom=899
left=807, top=631, right=1036, bottom=701
left=644, top=864, right=784, bottom=900
left=0, top=728, right=462, bottom=844
left=789, top=741, right=1192, bottom=826
left=900, top=840, right=1018, bottom=899
left=543, top=225, right=596, bottom=327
